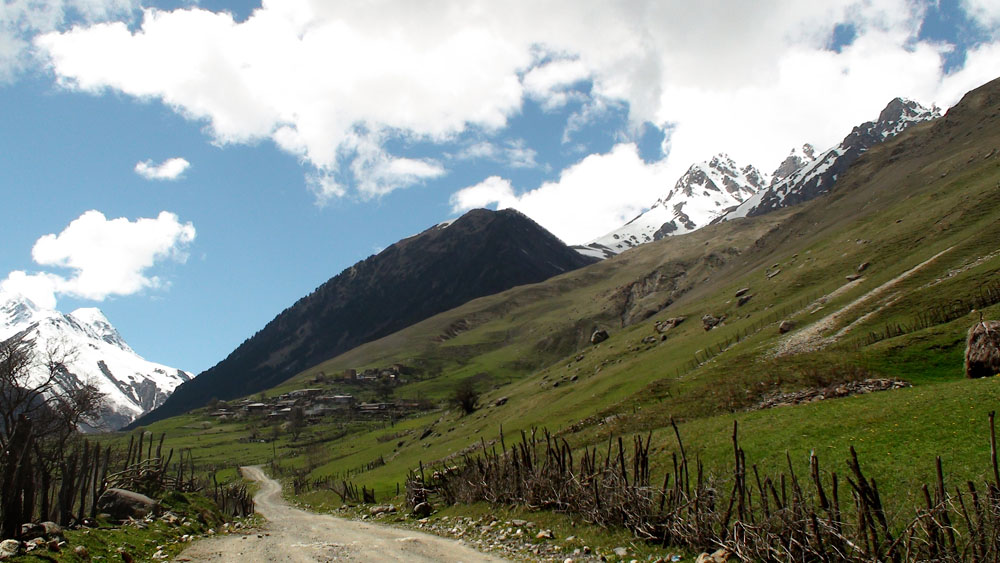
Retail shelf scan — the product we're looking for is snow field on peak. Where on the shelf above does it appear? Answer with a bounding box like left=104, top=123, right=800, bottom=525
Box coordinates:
left=0, top=293, right=191, bottom=430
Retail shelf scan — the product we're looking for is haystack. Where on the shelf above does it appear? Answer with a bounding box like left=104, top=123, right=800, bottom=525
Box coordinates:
left=965, top=320, right=1000, bottom=378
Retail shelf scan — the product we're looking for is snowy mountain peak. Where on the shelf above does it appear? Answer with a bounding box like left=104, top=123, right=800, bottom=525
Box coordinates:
left=666, top=153, right=768, bottom=202
left=576, top=153, right=764, bottom=258
left=0, top=293, right=42, bottom=329
left=771, top=144, right=817, bottom=186
left=875, top=98, right=941, bottom=139
left=723, top=97, right=941, bottom=221
left=0, top=292, right=191, bottom=430
left=67, top=308, right=133, bottom=352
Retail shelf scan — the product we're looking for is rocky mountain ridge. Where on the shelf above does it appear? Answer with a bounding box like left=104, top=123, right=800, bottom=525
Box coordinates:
left=723, top=97, right=940, bottom=220
left=577, top=97, right=940, bottom=258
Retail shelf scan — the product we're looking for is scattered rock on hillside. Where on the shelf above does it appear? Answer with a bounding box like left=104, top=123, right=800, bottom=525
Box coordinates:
left=755, top=378, right=910, bottom=410
left=846, top=274, right=863, bottom=281
left=412, top=502, right=433, bottom=517
left=655, top=317, right=685, bottom=333
left=738, top=294, right=753, bottom=307
left=590, top=330, right=609, bottom=344
left=857, top=261, right=871, bottom=272
left=494, top=396, right=508, bottom=407
left=702, top=314, right=725, bottom=331
left=779, top=320, right=796, bottom=334
left=965, top=320, right=1000, bottom=378
left=767, top=269, right=781, bottom=279
left=734, top=287, right=751, bottom=297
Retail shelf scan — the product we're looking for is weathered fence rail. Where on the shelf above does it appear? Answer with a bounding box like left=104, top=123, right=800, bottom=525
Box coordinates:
left=408, top=414, right=1000, bottom=561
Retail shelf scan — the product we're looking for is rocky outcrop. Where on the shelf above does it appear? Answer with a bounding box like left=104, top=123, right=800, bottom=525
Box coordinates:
left=755, top=378, right=910, bottom=410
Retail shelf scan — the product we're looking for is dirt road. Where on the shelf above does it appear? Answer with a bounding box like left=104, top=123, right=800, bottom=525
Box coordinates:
left=176, top=466, right=507, bottom=562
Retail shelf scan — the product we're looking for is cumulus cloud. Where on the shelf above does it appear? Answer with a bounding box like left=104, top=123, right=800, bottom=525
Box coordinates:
left=134, top=157, right=190, bottom=180
left=0, top=271, right=64, bottom=310
left=1, top=210, right=196, bottom=307
left=31, top=0, right=1000, bottom=227
left=452, top=143, right=669, bottom=244
left=0, top=0, right=134, bottom=81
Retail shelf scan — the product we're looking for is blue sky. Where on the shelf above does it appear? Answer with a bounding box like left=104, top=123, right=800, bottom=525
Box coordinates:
left=1, top=0, right=998, bottom=374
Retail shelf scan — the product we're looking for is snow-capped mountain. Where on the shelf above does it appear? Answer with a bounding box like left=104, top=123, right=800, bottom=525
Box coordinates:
left=0, top=293, right=192, bottom=430
left=576, top=154, right=767, bottom=258
left=724, top=98, right=940, bottom=220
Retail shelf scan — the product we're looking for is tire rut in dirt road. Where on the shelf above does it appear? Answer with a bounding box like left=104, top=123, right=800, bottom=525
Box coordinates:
left=176, top=465, right=508, bottom=562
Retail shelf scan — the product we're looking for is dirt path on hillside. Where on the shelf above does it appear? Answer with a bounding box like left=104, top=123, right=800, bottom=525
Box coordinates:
left=175, top=466, right=507, bottom=562
left=773, top=247, right=953, bottom=357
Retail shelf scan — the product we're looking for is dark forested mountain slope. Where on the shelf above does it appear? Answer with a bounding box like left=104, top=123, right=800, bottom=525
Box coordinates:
left=133, top=208, right=596, bottom=425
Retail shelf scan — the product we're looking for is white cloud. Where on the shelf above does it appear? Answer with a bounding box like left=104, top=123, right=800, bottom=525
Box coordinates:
left=0, top=271, right=64, bottom=310
left=134, top=157, right=190, bottom=180
left=0, top=0, right=135, bottom=81
left=454, top=139, right=538, bottom=169
left=31, top=0, right=1000, bottom=219
left=1, top=210, right=197, bottom=307
left=522, top=56, right=590, bottom=110
left=450, top=176, right=517, bottom=211
left=964, top=0, right=1000, bottom=30
left=452, top=143, right=668, bottom=244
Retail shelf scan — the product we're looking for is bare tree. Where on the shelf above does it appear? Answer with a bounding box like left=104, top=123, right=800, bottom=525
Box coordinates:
left=288, top=406, right=305, bottom=441
left=0, top=334, right=106, bottom=527
left=0, top=334, right=105, bottom=448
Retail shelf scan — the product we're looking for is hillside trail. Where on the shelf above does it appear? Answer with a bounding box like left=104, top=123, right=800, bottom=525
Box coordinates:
left=772, top=246, right=954, bottom=357
left=176, top=466, right=507, bottom=562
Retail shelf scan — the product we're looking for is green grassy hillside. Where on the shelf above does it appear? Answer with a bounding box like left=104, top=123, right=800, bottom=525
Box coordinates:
left=134, top=78, right=1000, bottom=542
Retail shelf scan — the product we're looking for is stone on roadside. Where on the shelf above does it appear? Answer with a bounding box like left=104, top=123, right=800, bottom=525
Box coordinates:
left=41, top=521, right=63, bottom=539
left=0, top=540, right=18, bottom=560
left=369, top=505, right=397, bottom=516
left=20, top=523, right=45, bottom=540
left=97, top=488, right=160, bottom=521
left=412, top=502, right=433, bottom=517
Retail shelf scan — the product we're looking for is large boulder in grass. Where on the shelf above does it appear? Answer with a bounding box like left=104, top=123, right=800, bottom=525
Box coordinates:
left=590, top=330, right=609, bottom=345
left=966, top=321, right=1000, bottom=378
left=96, top=488, right=160, bottom=521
